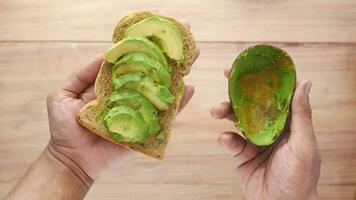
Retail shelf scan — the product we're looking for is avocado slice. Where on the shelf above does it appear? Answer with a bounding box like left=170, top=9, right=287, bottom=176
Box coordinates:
left=113, top=52, right=171, bottom=88
left=104, top=37, right=170, bottom=72
left=113, top=72, right=175, bottom=110
left=107, top=89, right=160, bottom=134
left=124, top=16, right=184, bottom=62
left=104, top=106, right=148, bottom=142
left=229, top=45, right=296, bottom=146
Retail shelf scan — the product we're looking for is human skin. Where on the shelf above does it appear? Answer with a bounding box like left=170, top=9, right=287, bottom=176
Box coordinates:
left=5, top=54, right=195, bottom=200
left=210, top=68, right=321, bottom=200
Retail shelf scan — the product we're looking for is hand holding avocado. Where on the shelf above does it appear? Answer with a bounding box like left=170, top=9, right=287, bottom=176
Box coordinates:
left=211, top=67, right=320, bottom=199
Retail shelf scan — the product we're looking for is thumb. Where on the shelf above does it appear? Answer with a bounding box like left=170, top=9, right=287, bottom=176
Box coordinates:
left=288, top=80, right=321, bottom=190
left=289, top=80, right=316, bottom=149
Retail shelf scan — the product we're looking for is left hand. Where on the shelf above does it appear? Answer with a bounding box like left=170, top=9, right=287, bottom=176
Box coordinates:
left=46, top=54, right=195, bottom=182
left=210, top=68, right=321, bottom=200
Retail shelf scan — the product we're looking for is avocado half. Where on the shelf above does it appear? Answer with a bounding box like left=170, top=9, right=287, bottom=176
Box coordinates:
left=229, top=45, right=296, bottom=146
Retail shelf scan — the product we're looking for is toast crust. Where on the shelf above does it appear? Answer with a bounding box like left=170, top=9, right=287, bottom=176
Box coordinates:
left=77, top=11, right=198, bottom=159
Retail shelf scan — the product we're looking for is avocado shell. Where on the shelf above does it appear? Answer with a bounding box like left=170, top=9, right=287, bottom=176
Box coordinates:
left=228, top=45, right=296, bottom=146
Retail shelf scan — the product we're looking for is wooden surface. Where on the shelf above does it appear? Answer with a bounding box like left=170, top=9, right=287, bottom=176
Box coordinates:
left=0, top=0, right=355, bottom=199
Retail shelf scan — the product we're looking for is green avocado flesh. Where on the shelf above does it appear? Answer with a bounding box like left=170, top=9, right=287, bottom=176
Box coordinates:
left=104, top=106, right=148, bottom=142
left=113, top=72, right=175, bottom=111
left=113, top=52, right=171, bottom=88
left=102, top=16, right=184, bottom=143
left=107, top=89, right=160, bottom=134
left=124, top=16, right=184, bottom=62
left=229, top=45, right=296, bottom=146
left=104, top=37, right=170, bottom=72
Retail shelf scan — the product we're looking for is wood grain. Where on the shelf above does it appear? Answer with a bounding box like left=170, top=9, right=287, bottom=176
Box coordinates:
left=1, top=0, right=356, bottom=43
left=0, top=42, right=355, bottom=199
left=1, top=0, right=356, bottom=199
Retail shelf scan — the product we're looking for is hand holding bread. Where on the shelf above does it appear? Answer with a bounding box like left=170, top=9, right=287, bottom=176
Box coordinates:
left=46, top=12, right=198, bottom=181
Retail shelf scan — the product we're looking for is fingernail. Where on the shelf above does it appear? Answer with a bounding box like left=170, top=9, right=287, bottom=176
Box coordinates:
left=304, top=80, right=312, bottom=96
left=186, top=85, right=194, bottom=93
left=218, top=136, right=229, bottom=146
left=218, top=133, right=233, bottom=146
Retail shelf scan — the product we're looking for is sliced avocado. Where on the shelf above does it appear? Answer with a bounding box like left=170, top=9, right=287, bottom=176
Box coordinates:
left=104, top=106, right=148, bottom=142
left=113, top=52, right=171, bottom=88
left=124, top=16, right=184, bottom=62
left=229, top=45, right=296, bottom=146
left=107, top=89, right=160, bottom=134
left=113, top=72, right=175, bottom=110
left=104, top=37, right=170, bottom=72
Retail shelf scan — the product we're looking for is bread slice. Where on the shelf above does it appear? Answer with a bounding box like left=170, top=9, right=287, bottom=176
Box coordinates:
left=77, top=11, right=198, bottom=159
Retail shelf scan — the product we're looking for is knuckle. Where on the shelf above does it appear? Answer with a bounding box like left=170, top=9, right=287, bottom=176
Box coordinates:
left=293, top=106, right=312, bottom=119
left=233, top=139, right=247, bottom=157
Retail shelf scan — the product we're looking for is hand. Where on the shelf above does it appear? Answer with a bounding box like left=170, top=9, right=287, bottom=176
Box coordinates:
left=46, top=54, right=195, bottom=182
left=210, top=68, right=321, bottom=200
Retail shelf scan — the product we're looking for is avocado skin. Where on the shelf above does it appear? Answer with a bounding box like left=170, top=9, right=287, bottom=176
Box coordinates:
left=229, top=45, right=296, bottom=146
left=104, top=106, right=148, bottom=143
left=113, top=52, right=171, bottom=88
left=107, top=89, right=160, bottom=134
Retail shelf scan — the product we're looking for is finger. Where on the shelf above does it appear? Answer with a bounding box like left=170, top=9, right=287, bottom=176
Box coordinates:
left=179, top=19, right=190, bottom=29
left=210, top=102, right=236, bottom=121
left=219, top=132, right=246, bottom=155
left=61, top=54, right=103, bottom=97
left=290, top=80, right=314, bottom=135
left=224, top=67, right=231, bottom=78
left=289, top=80, right=317, bottom=150
left=178, top=85, right=194, bottom=113
left=80, top=85, right=96, bottom=103
left=218, top=132, right=259, bottom=167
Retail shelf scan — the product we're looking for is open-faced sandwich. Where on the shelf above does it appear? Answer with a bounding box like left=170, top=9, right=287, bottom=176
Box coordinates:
left=77, top=11, right=198, bottom=159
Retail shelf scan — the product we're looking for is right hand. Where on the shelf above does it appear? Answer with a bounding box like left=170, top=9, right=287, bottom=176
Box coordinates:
left=210, top=68, right=321, bottom=200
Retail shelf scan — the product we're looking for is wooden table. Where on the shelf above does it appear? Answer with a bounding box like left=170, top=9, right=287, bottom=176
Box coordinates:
left=1, top=0, right=355, bottom=199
